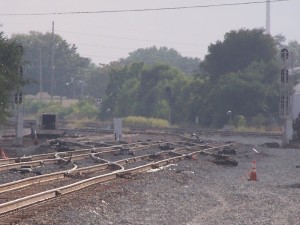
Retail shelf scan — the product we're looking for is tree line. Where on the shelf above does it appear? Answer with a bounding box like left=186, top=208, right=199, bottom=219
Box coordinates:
left=101, top=28, right=299, bottom=127
left=1, top=28, right=300, bottom=128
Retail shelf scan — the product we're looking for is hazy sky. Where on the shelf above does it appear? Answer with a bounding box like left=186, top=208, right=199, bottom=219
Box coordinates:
left=0, top=0, right=299, bottom=64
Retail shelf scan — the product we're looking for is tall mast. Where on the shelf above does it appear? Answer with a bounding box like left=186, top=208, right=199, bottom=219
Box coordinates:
left=266, top=0, right=271, bottom=34
left=51, top=21, right=55, bottom=101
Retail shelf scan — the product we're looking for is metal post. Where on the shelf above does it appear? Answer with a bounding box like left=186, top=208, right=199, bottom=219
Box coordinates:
left=14, top=46, right=24, bottom=145
left=280, top=48, right=293, bottom=145
left=39, top=47, right=43, bottom=99
left=266, top=0, right=271, bottom=34
left=14, top=103, right=24, bottom=145
left=51, top=21, right=55, bottom=102
left=168, top=107, right=171, bottom=127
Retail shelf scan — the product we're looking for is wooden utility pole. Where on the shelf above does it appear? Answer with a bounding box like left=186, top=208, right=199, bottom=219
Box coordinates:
left=266, top=0, right=271, bottom=34
left=39, top=48, right=43, bottom=99
left=51, top=21, right=55, bottom=102
left=14, top=46, right=24, bottom=146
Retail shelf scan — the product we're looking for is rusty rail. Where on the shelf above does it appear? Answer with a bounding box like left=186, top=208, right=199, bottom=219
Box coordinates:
left=0, top=142, right=234, bottom=215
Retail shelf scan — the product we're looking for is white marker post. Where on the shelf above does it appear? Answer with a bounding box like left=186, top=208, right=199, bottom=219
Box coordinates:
left=113, top=118, right=123, bottom=141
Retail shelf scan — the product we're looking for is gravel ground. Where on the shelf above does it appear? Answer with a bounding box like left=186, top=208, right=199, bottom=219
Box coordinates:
left=0, top=163, right=75, bottom=185
left=8, top=134, right=300, bottom=224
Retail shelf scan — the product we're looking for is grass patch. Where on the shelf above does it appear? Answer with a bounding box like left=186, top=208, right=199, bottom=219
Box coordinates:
left=123, top=116, right=169, bottom=128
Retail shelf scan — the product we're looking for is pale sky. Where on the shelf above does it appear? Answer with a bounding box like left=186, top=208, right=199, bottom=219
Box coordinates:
left=0, top=0, right=299, bottom=65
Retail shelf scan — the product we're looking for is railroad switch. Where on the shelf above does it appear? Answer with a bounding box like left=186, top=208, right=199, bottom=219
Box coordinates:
left=55, top=190, right=62, bottom=196
left=117, top=172, right=133, bottom=179
left=158, top=143, right=175, bottom=150
left=185, top=154, right=198, bottom=160
left=218, top=147, right=237, bottom=155
left=149, top=154, right=163, bottom=160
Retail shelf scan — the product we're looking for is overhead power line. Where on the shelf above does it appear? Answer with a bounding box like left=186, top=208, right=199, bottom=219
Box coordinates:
left=56, top=30, right=205, bottom=46
left=0, top=0, right=289, bottom=16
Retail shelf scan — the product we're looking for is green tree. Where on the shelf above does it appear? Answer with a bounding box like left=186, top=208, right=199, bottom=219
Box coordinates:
left=101, top=62, right=190, bottom=123
left=197, top=60, right=279, bottom=127
left=85, top=65, right=110, bottom=99
left=11, top=31, right=92, bottom=98
left=101, top=62, right=143, bottom=118
left=121, top=46, right=200, bottom=75
left=0, top=32, right=27, bottom=122
left=136, top=63, right=188, bottom=121
left=201, top=28, right=277, bottom=81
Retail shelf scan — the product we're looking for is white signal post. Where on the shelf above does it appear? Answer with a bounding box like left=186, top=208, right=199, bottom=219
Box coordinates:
left=280, top=48, right=293, bottom=145
left=113, top=118, right=123, bottom=141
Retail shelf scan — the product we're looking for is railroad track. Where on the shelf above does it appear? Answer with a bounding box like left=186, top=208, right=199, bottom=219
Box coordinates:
left=0, top=141, right=204, bottom=198
left=0, top=141, right=164, bottom=188
left=0, top=143, right=164, bottom=198
left=0, top=141, right=236, bottom=223
left=60, top=124, right=282, bottom=139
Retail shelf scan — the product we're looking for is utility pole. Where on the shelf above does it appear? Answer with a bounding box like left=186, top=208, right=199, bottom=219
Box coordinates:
left=14, top=46, right=24, bottom=146
left=51, top=21, right=55, bottom=102
left=165, top=86, right=172, bottom=127
left=266, top=0, right=271, bottom=34
left=39, top=48, right=43, bottom=99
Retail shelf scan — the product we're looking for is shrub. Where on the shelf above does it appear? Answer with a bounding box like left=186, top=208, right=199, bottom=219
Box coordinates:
left=123, top=116, right=169, bottom=128
left=233, top=115, right=247, bottom=127
left=24, top=99, right=47, bottom=114
left=69, top=100, right=98, bottom=119
left=38, top=102, right=72, bottom=118
left=249, top=114, right=267, bottom=127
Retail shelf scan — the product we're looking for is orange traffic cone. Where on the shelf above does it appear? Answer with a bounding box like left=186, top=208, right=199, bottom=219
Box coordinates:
left=248, top=160, right=257, bottom=181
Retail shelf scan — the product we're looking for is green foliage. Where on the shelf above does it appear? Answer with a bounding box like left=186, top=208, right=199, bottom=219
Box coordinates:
left=38, top=102, right=72, bottom=117
left=249, top=114, right=267, bottom=127
left=7, top=28, right=279, bottom=129
left=233, top=115, right=247, bottom=127
left=200, top=28, right=277, bottom=81
left=24, top=99, right=98, bottom=120
left=101, top=27, right=280, bottom=129
left=24, top=99, right=47, bottom=114
left=69, top=100, right=98, bottom=118
left=186, top=28, right=280, bottom=127
left=233, top=114, right=271, bottom=132
left=85, top=66, right=110, bottom=99
left=194, top=60, right=279, bottom=127
left=153, top=99, right=169, bottom=119
left=11, top=32, right=102, bottom=99
left=101, top=62, right=190, bottom=124
left=121, top=46, right=200, bottom=75
left=24, top=100, right=98, bottom=120
left=123, top=116, right=169, bottom=128
left=0, top=32, right=28, bottom=122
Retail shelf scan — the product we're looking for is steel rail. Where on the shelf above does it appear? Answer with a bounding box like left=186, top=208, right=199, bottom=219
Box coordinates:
left=0, top=158, right=178, bottom=215
left=0, top=142, right=235, bottom=215
left=0, top=146, right=186, bottom=194
left=0, top=148, right=175, bottom=195
left=0, top=163, right=110, bottom=194
left=0, top=144, right=119, bottom=165
left=0, top=141, right=157, bottom=166
left=0, top=143, right=158, bottom=172
left=123, top=126, right=282, bottom=139
left=0, top=143, right=223, bottom=195
left=62, top=123, right=281, bottom=139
